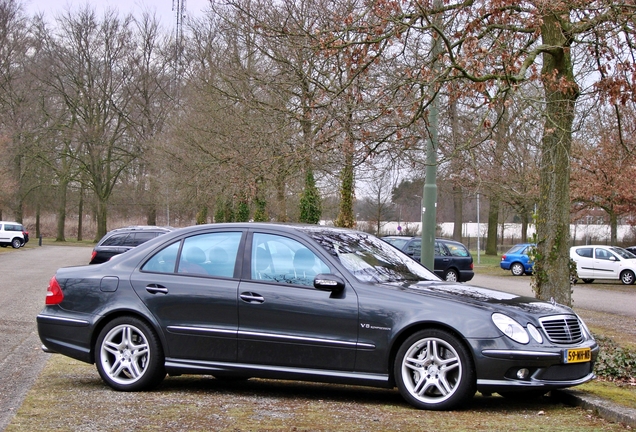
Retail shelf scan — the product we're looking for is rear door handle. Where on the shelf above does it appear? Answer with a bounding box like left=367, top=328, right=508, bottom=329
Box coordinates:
left=146, top=284, right=168, bottom=294
left=240, top=292, right=265, bottom=303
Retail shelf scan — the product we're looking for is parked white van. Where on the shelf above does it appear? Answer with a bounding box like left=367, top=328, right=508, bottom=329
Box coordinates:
left=570, top=245, right=636, bottom=285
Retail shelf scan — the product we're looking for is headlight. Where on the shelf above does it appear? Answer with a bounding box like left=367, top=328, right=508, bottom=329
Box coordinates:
left=492, top=313, right=530, bottom=344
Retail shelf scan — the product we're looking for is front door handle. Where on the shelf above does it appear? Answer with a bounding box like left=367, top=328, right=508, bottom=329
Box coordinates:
left=146, top=284, right=168, bottom=294
left=240, top=292, right=265, bottom=303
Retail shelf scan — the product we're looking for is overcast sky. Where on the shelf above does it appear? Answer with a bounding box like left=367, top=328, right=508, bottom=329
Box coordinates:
left=23, top=0, right=211, bottom=29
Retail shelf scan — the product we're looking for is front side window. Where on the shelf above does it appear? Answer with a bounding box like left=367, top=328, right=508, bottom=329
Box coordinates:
left=129, top=231, right=158, bottom=246
left=595, top=248, right=614, bottom=261
left=303, top=229, right=438, bottom=284
left=251, top=233, right=330, bottom=286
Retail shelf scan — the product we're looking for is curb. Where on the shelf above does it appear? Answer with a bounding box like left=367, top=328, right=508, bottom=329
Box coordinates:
left=553, top=389, right=636, bottom=429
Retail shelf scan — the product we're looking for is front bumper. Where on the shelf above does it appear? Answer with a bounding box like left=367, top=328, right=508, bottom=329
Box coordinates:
left=473, top=340, right=599, bottom=392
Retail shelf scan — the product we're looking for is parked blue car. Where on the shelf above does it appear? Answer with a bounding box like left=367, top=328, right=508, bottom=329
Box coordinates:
left=500, top=243, right=535, bottom=276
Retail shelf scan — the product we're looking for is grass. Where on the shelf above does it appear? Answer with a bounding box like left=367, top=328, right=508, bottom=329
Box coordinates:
left=578, top=381, right=636, bottom=409
left=6, top=356, right=628, bottom=431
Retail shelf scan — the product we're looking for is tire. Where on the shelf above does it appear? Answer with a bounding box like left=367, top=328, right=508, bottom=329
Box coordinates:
left=95, top=316, right=165, bottom=391
left=11, top=238, right=22, bottom=249
left=444, top=269, right=459, bottom=282
left=620, top=270, right=635, bottom=285
left=582, top=279, right=594, bottom=284
left=394, top=329, right=475, bottom=410
left=510, top=263, right=525, bottom=276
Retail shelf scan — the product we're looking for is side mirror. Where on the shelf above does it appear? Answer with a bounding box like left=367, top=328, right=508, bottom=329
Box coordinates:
left=314, top=274, right=346, bottom=293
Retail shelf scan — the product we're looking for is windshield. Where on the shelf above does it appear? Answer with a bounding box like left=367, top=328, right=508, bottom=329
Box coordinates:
left=303, top=229, right=439, bottom=284
left=610, top=247, right=636, bottom=259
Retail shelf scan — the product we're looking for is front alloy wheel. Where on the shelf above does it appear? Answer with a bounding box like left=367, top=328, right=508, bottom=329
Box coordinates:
left=95, top=317, right=165, bottom=391
left=395, top=329, right=475, bottom=410
left=511, top=263, right=525, bottom=276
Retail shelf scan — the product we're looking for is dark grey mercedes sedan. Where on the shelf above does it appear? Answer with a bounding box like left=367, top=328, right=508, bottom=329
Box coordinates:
left=37, top=223, right=597, bottom=410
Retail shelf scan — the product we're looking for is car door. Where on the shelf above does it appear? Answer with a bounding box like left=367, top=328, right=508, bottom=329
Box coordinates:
left=593, top=247, right=621, bottom=279
left=237, top=231, right=359, bottom=371
left=572, top=247, right=594, bottom=278
left=130, top=230, right=244, bottom=361
left=433, top=241, right=450, bottom=278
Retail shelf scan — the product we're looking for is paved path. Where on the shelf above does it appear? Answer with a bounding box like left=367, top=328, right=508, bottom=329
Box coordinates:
left=0, top=245, right=88, bottom=431
left=471, top=273, right=636, bottom=318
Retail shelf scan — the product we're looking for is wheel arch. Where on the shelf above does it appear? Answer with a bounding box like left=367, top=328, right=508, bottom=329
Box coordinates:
left=387, top=322, right=477, bottom=387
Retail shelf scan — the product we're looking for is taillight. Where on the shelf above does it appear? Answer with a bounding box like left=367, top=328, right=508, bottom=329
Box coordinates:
left=501, top=255, right=506, bottom=261
left=91, top=250, right=97, bottom=261
left=470, top=262, right=474, bottom=270
left=46, top=276, right=64, bottom=305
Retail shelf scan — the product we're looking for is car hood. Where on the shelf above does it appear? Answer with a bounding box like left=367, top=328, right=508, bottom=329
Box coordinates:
left=390, top=280, right=574, bottom=317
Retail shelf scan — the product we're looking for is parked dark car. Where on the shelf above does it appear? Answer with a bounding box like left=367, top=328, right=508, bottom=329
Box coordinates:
left=90, top=226, right=173, bottom=264
left=382, top=236, right=474, bottom=282
left=625, top=246, right=636, bottom=255
left=500, top=243, right=536, bottom=276
left=38, top=223, right=596, bottom=410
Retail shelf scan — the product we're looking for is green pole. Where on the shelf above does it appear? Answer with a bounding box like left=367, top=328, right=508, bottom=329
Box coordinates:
left=420, top=3, right=442, bottom=270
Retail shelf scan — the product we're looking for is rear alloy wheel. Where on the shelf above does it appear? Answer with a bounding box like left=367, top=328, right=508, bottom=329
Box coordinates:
left=620, top=270, right=635, bottom=285
left=95, top=316, right=165, bottom=391
left=395, top=329, right=475, bottom=410
left=582, top=279, right=594, bottom=284
left=444, top=269, right=459, bottom=282
left=510, top=263, right=525, bottom=276
left=11, top=238, right=22, bottom=249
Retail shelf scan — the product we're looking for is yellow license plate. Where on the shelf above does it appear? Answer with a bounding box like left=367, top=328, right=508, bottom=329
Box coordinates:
left=565, top=348, right=591, bottom=363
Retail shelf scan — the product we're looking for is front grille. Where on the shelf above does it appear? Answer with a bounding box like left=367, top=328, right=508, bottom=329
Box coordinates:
left=539, top=315, right=583, bottom=344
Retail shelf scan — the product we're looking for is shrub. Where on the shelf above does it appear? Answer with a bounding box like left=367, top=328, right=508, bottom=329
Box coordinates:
left=593, top=334, right=636, bottom=382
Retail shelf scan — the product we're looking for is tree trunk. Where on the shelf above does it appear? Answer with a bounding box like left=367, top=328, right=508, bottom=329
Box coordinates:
left=452, top=185, right=463, bottom=241
left=610, top=211, right=617, bottom=245
left=95, top=198, right=108, bottom=241
left=56, top=179, right=68, bottom=242
left=486, top=196, right=499, bottom=255
left=533, top=13, right=579, bottom=306
left=77, top=187, right=83, bottom=241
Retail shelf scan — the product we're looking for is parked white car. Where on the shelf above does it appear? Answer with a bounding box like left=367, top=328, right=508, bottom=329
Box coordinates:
left=0, top=221, right=25, bottom=249
left=570, top=245, right=636, bottom=285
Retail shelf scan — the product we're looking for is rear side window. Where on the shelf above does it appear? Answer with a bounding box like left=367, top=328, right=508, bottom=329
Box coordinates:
left=101, top=233, right=130, bottom=246
left=446, top=243, right=470, bottom=257
left=574, top=248, right=593, bottom=258
left=178, top=232, right=242, bottom=277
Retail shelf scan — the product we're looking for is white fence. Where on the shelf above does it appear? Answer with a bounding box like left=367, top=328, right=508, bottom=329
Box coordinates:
left=376, top=221, right=635, bottom=243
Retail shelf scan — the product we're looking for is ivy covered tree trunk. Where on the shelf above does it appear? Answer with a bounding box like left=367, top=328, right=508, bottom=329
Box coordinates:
left=533, top=12, right=579, bottom=306
left=335, top=141, right=355, bottom=228
left=299, top=169, right=321, bottom=224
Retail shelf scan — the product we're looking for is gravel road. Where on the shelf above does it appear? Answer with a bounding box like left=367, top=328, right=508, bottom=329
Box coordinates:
left=471, top=273, right=636, bottom=318
left=0, top=245, right=88, bottom=431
